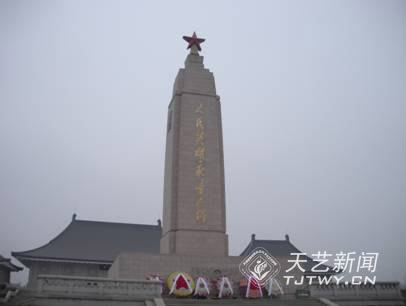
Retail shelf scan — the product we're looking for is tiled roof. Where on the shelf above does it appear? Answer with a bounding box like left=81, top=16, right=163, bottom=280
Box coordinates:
left=12, top=217, right=162, bottom=264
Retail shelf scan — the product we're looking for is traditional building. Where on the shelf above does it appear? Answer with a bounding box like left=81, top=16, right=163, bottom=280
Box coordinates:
left=0, top=254, right=22, bottom=301
left=12, top=215, right=161, bottom=288
left=0, top=254, right=22, bottom=285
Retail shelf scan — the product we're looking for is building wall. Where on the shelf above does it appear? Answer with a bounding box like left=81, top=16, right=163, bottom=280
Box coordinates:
left=26, top=261, right=109, bottom=289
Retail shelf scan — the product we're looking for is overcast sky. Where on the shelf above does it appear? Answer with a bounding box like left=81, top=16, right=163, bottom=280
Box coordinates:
left=1, top=0, right=405, bottom=285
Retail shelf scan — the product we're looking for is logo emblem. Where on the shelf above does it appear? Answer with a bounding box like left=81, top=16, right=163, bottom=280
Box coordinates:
left=239, top=247, right=281, bottom=287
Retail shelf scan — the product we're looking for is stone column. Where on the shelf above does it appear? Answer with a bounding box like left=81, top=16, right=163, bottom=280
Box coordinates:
left=160, top=45, right=228, bottom=257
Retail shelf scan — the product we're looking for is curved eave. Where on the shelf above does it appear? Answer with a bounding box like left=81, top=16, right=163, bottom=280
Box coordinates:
left=239, top=240, right=255, bottom=256
left=12, top=254, right=112, bottom=266
left=11, top=218, right=104, bottom=265
left=12, top=219, right=74, bottom=259
left=0, top=259, right=23, bottom=271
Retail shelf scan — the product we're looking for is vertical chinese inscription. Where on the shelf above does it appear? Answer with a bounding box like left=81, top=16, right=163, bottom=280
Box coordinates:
left=195, top=103, right=207, bottom=224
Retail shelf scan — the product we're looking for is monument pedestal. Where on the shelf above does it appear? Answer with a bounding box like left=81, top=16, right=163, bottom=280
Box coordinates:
left=108, top=252, right=242, bottom=294
left=109, top=253, right=242, bottom=280
left=108, top=252, right=299, bottom=295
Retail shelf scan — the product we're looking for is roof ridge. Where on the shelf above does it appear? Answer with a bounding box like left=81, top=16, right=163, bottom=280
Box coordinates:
left=74, top=219, right=160, bottom=228
left=255, top=239, right=289, bottom=242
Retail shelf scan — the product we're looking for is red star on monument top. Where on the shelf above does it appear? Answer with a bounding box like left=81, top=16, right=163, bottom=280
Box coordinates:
left=182, top=32, right=205, bottom=51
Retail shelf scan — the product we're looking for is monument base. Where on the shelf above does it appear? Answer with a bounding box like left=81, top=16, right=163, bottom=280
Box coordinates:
left=109, top=252, right=241, bottom=280
left=108, top=252, right=299, bottom=295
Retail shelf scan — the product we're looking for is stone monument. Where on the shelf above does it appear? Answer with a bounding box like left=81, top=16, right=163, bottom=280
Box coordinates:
left=160, top=32, right=228, bottom=257
left=108, top=33, right=244, bottom=284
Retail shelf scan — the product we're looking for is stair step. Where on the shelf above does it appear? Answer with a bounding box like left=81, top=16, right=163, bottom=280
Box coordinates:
left=163, top=297, right=323, bottom=306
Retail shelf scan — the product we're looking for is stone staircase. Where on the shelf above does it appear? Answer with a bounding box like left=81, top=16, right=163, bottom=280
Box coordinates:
left=163, top=297, right=325, bottom=306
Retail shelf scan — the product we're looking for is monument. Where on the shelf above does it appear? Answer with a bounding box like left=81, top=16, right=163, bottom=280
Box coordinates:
left=106, top=34, right=330, bottom=292
left=108, top=33, right=243, bottom=282
left=160, top=32, right=228, bottom=257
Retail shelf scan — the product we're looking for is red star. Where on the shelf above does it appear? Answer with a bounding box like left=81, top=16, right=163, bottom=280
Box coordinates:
left=182, top=32, right=205, bottom=51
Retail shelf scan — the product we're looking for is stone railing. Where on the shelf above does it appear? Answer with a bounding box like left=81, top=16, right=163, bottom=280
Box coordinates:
left=37, top=274, right=162, bottom=298
left=309, top=281, right=402, bottom=299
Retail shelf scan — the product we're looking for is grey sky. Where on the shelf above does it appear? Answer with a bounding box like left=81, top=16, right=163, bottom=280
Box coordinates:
left=1, top=0, right=405, bottom=285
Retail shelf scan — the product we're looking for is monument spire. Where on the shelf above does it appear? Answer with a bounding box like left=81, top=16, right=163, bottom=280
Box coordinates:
left=160, top=34, right=228, bottom=257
